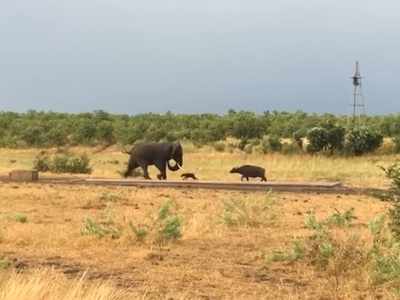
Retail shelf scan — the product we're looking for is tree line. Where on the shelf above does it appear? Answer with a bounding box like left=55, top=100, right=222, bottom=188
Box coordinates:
left=1, top=109, right=399, bottom=155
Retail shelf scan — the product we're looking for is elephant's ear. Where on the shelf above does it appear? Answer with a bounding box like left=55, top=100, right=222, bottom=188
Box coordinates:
left=170, top=143, right=178, bottom=157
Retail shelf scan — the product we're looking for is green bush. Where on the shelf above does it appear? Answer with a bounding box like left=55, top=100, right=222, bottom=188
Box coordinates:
left=13, top=213, right=28, bottom=223
left=33, top=152, right=51, bottom=172
left=380, top=163, right=400, bottom=239
left=128, top=222, right=148, bottom=242
left=306, top=127, right=329, bottom=153
left=393, top=136, right=400, bottom=153
left=306, top=124, right=345, bottom=154
left=128, top=200, right=183, bottom=247
left=293, top=129, right=305, bottom=149
left=345, top=126, right=383, bottom=156
left=81, top=217, right=121, bottom=239
left=213, top=142, right=226, bottom=152
left=261, top=135, right=282, bottom=153
left=243, top=144, right=253, bottom=154
left=33, top=153, right=92, bottom=174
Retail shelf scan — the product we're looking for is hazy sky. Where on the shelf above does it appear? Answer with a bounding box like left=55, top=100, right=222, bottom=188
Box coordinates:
left=0, top=1, right=399, bottom=114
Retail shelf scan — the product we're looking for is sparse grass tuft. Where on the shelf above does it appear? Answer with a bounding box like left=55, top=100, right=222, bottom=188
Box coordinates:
left=267, top=240, right=305, bottom=263
left=327, top=208, right=357, bottom=227
left=0, top=258, right=11, bottom=270
left=80, top=217, right=120, bottom=239
left=128, top=222, right=148, bottom=242
left=128, top=200, right=183, bottom=247
left=13, top=213, right=28, bottom=224
left=99, top=192, right=121, bottom=203
left=220, top=195, right=276, bottom=228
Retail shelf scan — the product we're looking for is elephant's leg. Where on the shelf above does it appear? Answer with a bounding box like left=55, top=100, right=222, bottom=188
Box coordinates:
left=155, top=161, right=167, bottom=180
left=124, top=158, right=138, bottom=177
left=140, top=164, right=151, bottom=180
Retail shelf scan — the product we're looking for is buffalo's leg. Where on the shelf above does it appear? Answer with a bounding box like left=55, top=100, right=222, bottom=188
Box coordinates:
left=246, top=177, right=249, bottom=181
left=241, top=175, right=244, bottom=181
left=261, top=176, right=267, bottom=182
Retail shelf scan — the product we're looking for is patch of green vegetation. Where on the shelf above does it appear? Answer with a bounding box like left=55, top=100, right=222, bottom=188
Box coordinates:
left=0, top=258, right=11, bottom=270
left=128, top=200, right=183, bottom=247
left=13, top=213, right=28, bottom=224
left=80, top=217, right=120, bottom=239
left=34, top=152, right=92, bottom=174
left=128, top=223, right=148, bottom=242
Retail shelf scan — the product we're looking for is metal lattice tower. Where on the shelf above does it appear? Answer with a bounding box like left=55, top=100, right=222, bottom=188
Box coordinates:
left=351, top=61, right=366, bottom=124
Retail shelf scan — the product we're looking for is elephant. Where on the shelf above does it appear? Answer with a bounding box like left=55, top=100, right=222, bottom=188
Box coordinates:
left=123, top=142, right=183, bottom=180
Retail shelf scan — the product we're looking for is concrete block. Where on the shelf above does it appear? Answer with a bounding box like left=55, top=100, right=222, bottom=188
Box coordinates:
left=9, top=170, right=39, bottom=182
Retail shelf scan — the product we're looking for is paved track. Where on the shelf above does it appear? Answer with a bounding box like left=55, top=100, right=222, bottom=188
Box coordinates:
left=0, top=175, right=384, bottom=195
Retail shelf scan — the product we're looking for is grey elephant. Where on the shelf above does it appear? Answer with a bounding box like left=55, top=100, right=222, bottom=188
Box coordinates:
left=123, top=142, right=183, bottom=180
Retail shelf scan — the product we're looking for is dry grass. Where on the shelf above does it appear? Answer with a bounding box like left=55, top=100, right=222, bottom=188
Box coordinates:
left=0, top=181, right=393, bottom=299
left=0, top=146, right=398, bottom=298
left=0, top=269, right=128, bottom=300
left=0, top=144, right=398, bottom=187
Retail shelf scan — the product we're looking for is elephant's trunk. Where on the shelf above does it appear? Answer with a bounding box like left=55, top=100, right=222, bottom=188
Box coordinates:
left=167, top=160, right=183, bottom=171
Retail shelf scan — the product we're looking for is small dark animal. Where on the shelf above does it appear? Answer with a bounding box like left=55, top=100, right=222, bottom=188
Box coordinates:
left=230, top=165, right=267, bottom=182
left=181, top=173, right=198, bottom=180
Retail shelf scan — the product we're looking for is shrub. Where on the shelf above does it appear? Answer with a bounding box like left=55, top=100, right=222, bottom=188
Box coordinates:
left=13, top=213, right=28, bottom=224
left=155, top=201, right=182, bottom=245
left=80, top=217, right=120, bottom=239
left=45, top=125, right=69, bottom=147
left=380, top=163, right=400, bottom=240
left=33, top=153, right=92, bottom=174
left=95, top=120, right=115, bottom=145
left=0, top=258, right=11, bottom=270
left=345, top=126, right=383, bottom=156
left=238, top=138, right=248, bottom=151
left=243, top=144, right=253, bottom=154
left=213, top=142, right=226, bottom=152
left=267, top=240, right=305, bottom=263
left=393, top=136, right=400, bottom=153
left=128, top=222, right=148, bottom=242
left=128, top=200, right=183, bottom=247
left=327, top=208, right=357, bottom=227
left=306, top=124, right=345, bottom=154
left=268, top=210, right=365, bottom=273
left=33, top=152, right=51, bottom=172
left=293, top=129, right=305, bottom=149
left=306, top=127, right=329, bottom=153
left=261, top=135, right=282, bottom=153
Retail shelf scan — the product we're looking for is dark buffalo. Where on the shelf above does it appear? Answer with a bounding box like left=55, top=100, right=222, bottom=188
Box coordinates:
left=230, top=165, right=267, bottom=182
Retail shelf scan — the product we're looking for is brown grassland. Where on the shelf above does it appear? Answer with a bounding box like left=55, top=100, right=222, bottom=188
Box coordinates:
left=0, top=145, right=398, bottom=299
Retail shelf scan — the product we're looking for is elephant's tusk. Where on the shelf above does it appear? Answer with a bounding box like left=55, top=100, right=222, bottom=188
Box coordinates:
left=177, top=163, right=185, bottom=171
